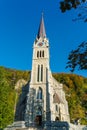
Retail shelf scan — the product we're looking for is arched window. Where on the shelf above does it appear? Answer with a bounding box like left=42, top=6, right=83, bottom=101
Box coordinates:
left=41, top=65, right=43, bottom=81
left=37, top=65, right=40, bottom=82
left=46, top=68, right=48, bottom=82
left=55, top=116, right=59, bottom=121
left=37, top=51, right=39, bottom=58
left=37, top=88, right=42, bottom=99
left=53, top=93, right=60, bottom=104
left=55, top=105, right=58, bottom=112
left=36, top=107, right=42, bottom=115
left=40, top=51, right=41, bottom=57
left=42, top=51, right=44, bottom=57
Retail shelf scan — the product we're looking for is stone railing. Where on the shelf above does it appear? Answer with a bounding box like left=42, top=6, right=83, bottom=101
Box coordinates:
left=43, top=121, right=69, bottom=130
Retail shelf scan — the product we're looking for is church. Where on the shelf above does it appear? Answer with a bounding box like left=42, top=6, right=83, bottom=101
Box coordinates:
left=5, top=15, right=87, bottom=130
left=24, top=15, right=70, bottom=127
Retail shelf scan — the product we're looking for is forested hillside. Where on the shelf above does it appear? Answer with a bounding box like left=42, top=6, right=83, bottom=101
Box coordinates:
left=0, top=66, right=87, bottom=129
left=0, top=66, right=30, bottom=129
left=53, top=73, right=87, bottom=125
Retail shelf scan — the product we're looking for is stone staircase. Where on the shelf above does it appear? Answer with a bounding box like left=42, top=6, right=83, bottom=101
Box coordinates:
left=15, top=126, right=43, bottom=130
left=4, top=121, right=87, bottom=130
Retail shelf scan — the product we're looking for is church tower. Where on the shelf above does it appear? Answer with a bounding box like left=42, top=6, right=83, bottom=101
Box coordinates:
left=25, top=15, right=70, bottom=127
left=25, top=14, right=51, bottom=126
left=30, top=14, right=50, bottom=85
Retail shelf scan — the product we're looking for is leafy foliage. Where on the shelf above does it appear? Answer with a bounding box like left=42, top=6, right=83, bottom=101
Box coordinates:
left=60, top=0, right=87, bottom=22
left=0, top=67, right=29, bottom=129
left=66, top=41, right=87, bottom=72
left=53, top=73, right=87, bottom=124
left=60, top=0, right=86, bottom=12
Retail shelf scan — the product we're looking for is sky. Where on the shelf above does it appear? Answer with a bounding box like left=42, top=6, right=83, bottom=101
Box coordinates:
left=0, top=0, right=87, bottom=77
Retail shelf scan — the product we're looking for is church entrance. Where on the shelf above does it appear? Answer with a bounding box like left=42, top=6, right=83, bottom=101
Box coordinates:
left=35, top=115, right=42, bottom=126
left=55, top=116, right=60, bottom=121
left=35, top=107, right=42, bottom=126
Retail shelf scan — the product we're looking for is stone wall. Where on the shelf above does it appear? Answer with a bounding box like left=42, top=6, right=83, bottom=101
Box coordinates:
left=69, top=123, right=87, bottom=130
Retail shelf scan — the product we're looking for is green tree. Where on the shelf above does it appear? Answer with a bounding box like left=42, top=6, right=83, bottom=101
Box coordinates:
left=59, top=0, right=87, bottom=71
left=66, top=41, right=87, bottom=72
left=60, top=0, right=86, bottom=11
left=0, top=67, right=29, bottom=129
left=0, top=68, right=15, bottom=128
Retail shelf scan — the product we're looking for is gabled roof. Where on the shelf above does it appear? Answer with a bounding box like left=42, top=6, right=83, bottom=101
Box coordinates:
left=37, top=14, right=46, bottom=38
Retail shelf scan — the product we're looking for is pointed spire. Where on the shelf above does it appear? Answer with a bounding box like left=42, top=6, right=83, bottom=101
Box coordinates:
left=37, top=13, right=46, bottom=39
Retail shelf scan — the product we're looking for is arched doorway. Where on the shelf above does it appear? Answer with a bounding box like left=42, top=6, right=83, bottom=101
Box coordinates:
left=35, top=115, right=42, bottom=125
left=55, top=116, right=59, bottom=121
left=35, top=107, right=42, bottom=126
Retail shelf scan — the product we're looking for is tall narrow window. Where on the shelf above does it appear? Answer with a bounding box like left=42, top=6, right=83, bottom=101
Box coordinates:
left=42, top=51, right=44, bottom=57
left=55, top=105, right=58, bottom=112
left=40, top=51, right=41, bottom=57
left=37, top=51, right=39, bottom=58
left=46, top=68, right=48, bottom=82
left=37, top=88, right=42, bottom=99
left=37, top=65, right=40, bottom=82
left=41, top=65, right=43, bottom=82
left=36, top=107, right=42, bottom=115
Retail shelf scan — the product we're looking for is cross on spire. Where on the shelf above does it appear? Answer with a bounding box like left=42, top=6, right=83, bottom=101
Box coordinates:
left=37, top=13, right=46, bottom=39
